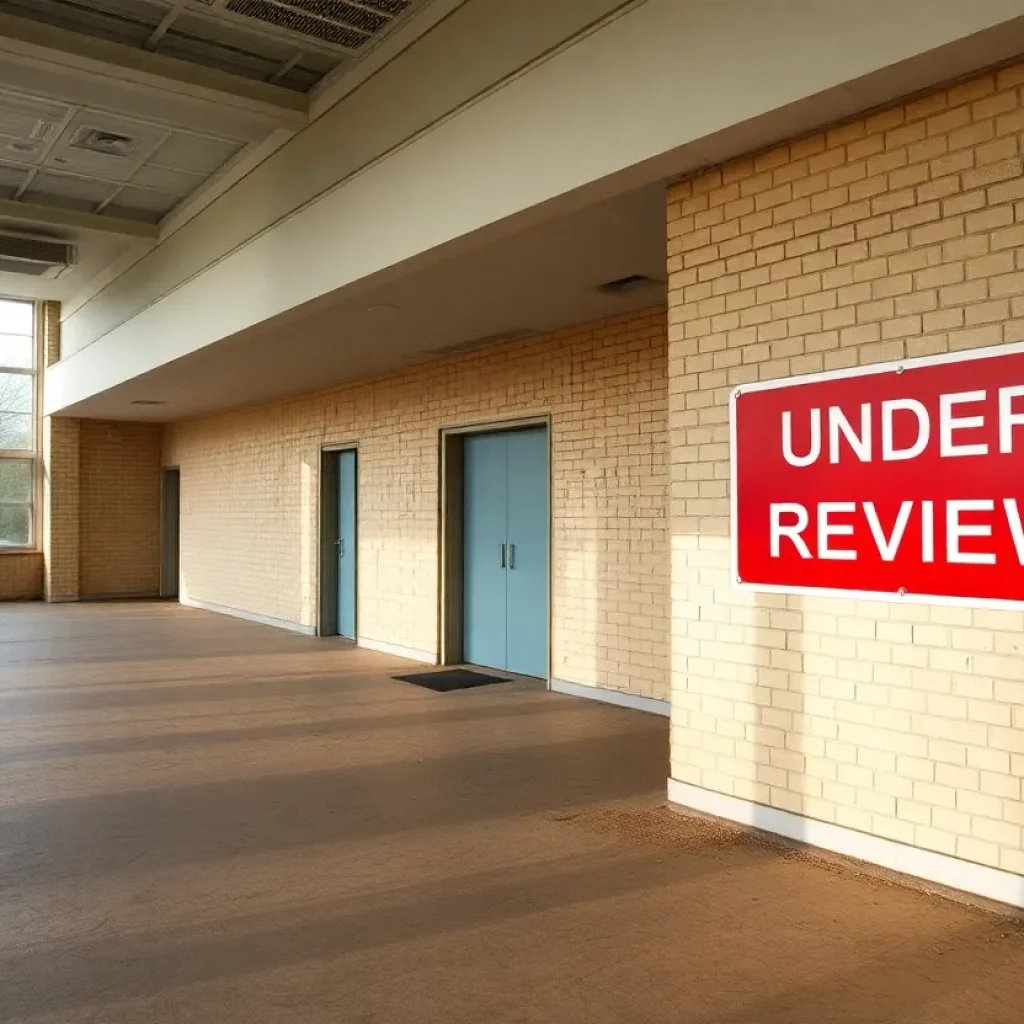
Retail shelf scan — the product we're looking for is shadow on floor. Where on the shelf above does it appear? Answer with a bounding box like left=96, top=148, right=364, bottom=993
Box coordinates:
left=0, top=692, right=594, bottom=763
left=0, top=845, right=729, bottom=1023
left=0, top=729, right=668, bottom=890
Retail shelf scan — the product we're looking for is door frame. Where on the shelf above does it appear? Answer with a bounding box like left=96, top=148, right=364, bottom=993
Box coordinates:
left=438, top=415, right=552, bottom=673
left=317, top=442, right=359, bottom=638
left=159, top=466, right=180, bottom=600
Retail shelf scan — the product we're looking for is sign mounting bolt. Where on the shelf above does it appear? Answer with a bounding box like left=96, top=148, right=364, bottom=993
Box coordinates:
left=736, top=575, right=742, bottom=584
left=898, top=587, right=907, bottom=597
left=896, top=365, right=905, bottom=374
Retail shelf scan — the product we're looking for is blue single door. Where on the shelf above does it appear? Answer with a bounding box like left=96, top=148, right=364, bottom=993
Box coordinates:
left=463, top=432, right=508, bottom=671
left=337, top=449, right=357, bottom=640
left=505, top=428, right=549, bottom=678
left=462, top=427, right=548, bottom=677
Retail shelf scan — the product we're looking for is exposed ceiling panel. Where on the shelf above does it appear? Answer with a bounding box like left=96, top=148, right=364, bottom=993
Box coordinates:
left=0, top=162, right=27, bottom=193
left=0, top=0, right=428, bottom=92
left=0, top=89, right=247, bottom=225
left=105, top=184, right=181, bottom=220
left=1, top=0, right=161, bottom=48
left=129, top=163, right=205, bottom=194
left=25, top=171, right=114, bottom=209
left=0, top=94, right=67, bottom=144
left=148, top=133, right=244, bottom=175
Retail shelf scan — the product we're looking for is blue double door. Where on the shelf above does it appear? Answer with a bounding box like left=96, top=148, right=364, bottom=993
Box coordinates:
left=463, top=427, right=549, bottom=678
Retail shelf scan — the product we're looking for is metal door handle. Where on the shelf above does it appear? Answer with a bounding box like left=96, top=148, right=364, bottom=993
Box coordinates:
left=508, top=544, right=516, bottom=569
left=337, top=538, right=345, bottom=558
left=500, top=543, right=506, bottom=568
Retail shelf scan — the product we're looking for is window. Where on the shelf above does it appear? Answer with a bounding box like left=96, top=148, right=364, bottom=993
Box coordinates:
left=0, top=300, right=37, bottom=548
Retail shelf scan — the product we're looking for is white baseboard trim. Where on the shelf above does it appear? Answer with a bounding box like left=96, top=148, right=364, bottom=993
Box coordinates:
left=667, top=778, right=1024, bottom=909
left=357, top=636, right=436, bottom=664
left=550, top=678, right=670, bottom=717
left=180, top=597, right=316, bottom=636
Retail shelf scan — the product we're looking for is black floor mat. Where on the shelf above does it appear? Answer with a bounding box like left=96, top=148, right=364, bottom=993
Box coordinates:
left=393, top=668, right=511, bottom=692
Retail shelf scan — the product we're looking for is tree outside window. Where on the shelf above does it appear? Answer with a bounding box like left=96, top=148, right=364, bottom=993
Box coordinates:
left=0, top=300, right=37, bottom=548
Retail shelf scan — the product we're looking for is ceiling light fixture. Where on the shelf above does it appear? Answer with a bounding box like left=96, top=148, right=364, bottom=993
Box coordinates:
left=130, top=399, right=166, bottom=406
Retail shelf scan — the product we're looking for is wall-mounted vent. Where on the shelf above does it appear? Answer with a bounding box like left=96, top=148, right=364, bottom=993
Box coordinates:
left=595, top=274, right=661, bottom=295
left=0, top=232, right=76, bottom=279
left=428, top=327, right=534, bottom=356
left=0, top=257, right=49, bottom=277
left=70, top=127, right=139, bottom=159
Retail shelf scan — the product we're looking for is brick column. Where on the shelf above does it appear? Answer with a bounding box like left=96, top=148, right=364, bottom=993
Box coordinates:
left=40, top=303, right=81, bottom=601
left=43, top=415, right=81, bottom=602
left=41, top=299, right=61, bottom=367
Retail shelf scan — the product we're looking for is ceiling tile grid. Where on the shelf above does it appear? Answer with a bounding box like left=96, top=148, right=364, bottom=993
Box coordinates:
left=0, top=90, right=244, bottom=223
left=0, top=0, right=426, bottom=93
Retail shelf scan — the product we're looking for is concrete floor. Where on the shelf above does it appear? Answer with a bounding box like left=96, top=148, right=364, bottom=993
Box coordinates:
left=1, top=603, right=1023, bottom=1023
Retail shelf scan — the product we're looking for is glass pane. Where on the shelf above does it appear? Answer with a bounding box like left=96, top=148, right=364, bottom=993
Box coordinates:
left=0, top=413, right=31, bottom=450
left=0, top=299, right=32, bottom=336
left=0, top=459, right=30, bottom=501
left=0, top=504, right=30, bottom=546
left=0, top=334, right=32, bottom=369
left=0, top=372, right=31, bottom=414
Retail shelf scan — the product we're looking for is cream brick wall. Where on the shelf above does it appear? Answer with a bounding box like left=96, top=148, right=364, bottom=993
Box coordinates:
left=42, top=300, right=60, bottom=367
left=43, top=415, right=79, bottom=601
left=41, top=299, right=161, bottom=601
left=0, top=552, right=42, bottom=600
left=164, top=309, right=669, bottom=699
left=668, top=64, right=1024, bottom=875
left=79, top=421, right=163, bottom=599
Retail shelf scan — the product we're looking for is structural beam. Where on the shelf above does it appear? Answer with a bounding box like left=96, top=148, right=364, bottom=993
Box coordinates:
left=0, top=200, right=160, bottom=241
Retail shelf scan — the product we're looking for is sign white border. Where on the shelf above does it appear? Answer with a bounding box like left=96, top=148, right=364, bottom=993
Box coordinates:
left=729, top=339, right=1024, bottom=611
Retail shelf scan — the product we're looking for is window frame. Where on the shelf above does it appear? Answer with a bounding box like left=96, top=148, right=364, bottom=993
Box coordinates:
left=0, top=299, right=41, bottom=553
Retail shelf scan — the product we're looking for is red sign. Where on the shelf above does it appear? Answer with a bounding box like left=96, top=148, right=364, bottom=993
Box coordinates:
left=732, top=343, right=1024, bottom=608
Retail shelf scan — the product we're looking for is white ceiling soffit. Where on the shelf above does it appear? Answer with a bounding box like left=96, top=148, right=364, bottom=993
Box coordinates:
left=56, top=182, right=669, bottom=421
left=0, top=0, right=431, bottom=93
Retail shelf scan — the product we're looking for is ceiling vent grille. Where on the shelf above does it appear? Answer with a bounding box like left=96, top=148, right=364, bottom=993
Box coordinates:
left=0, top=0, right=419, bottom=91
left=225, top=0, right=371, bottom=47
left=0, top=232, right=76, bottom=279
left=358, top=0, right=410, bottom=12
left=69, top=127, right=139, bottom=159
left=283, top=1, right=389, bottom=33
